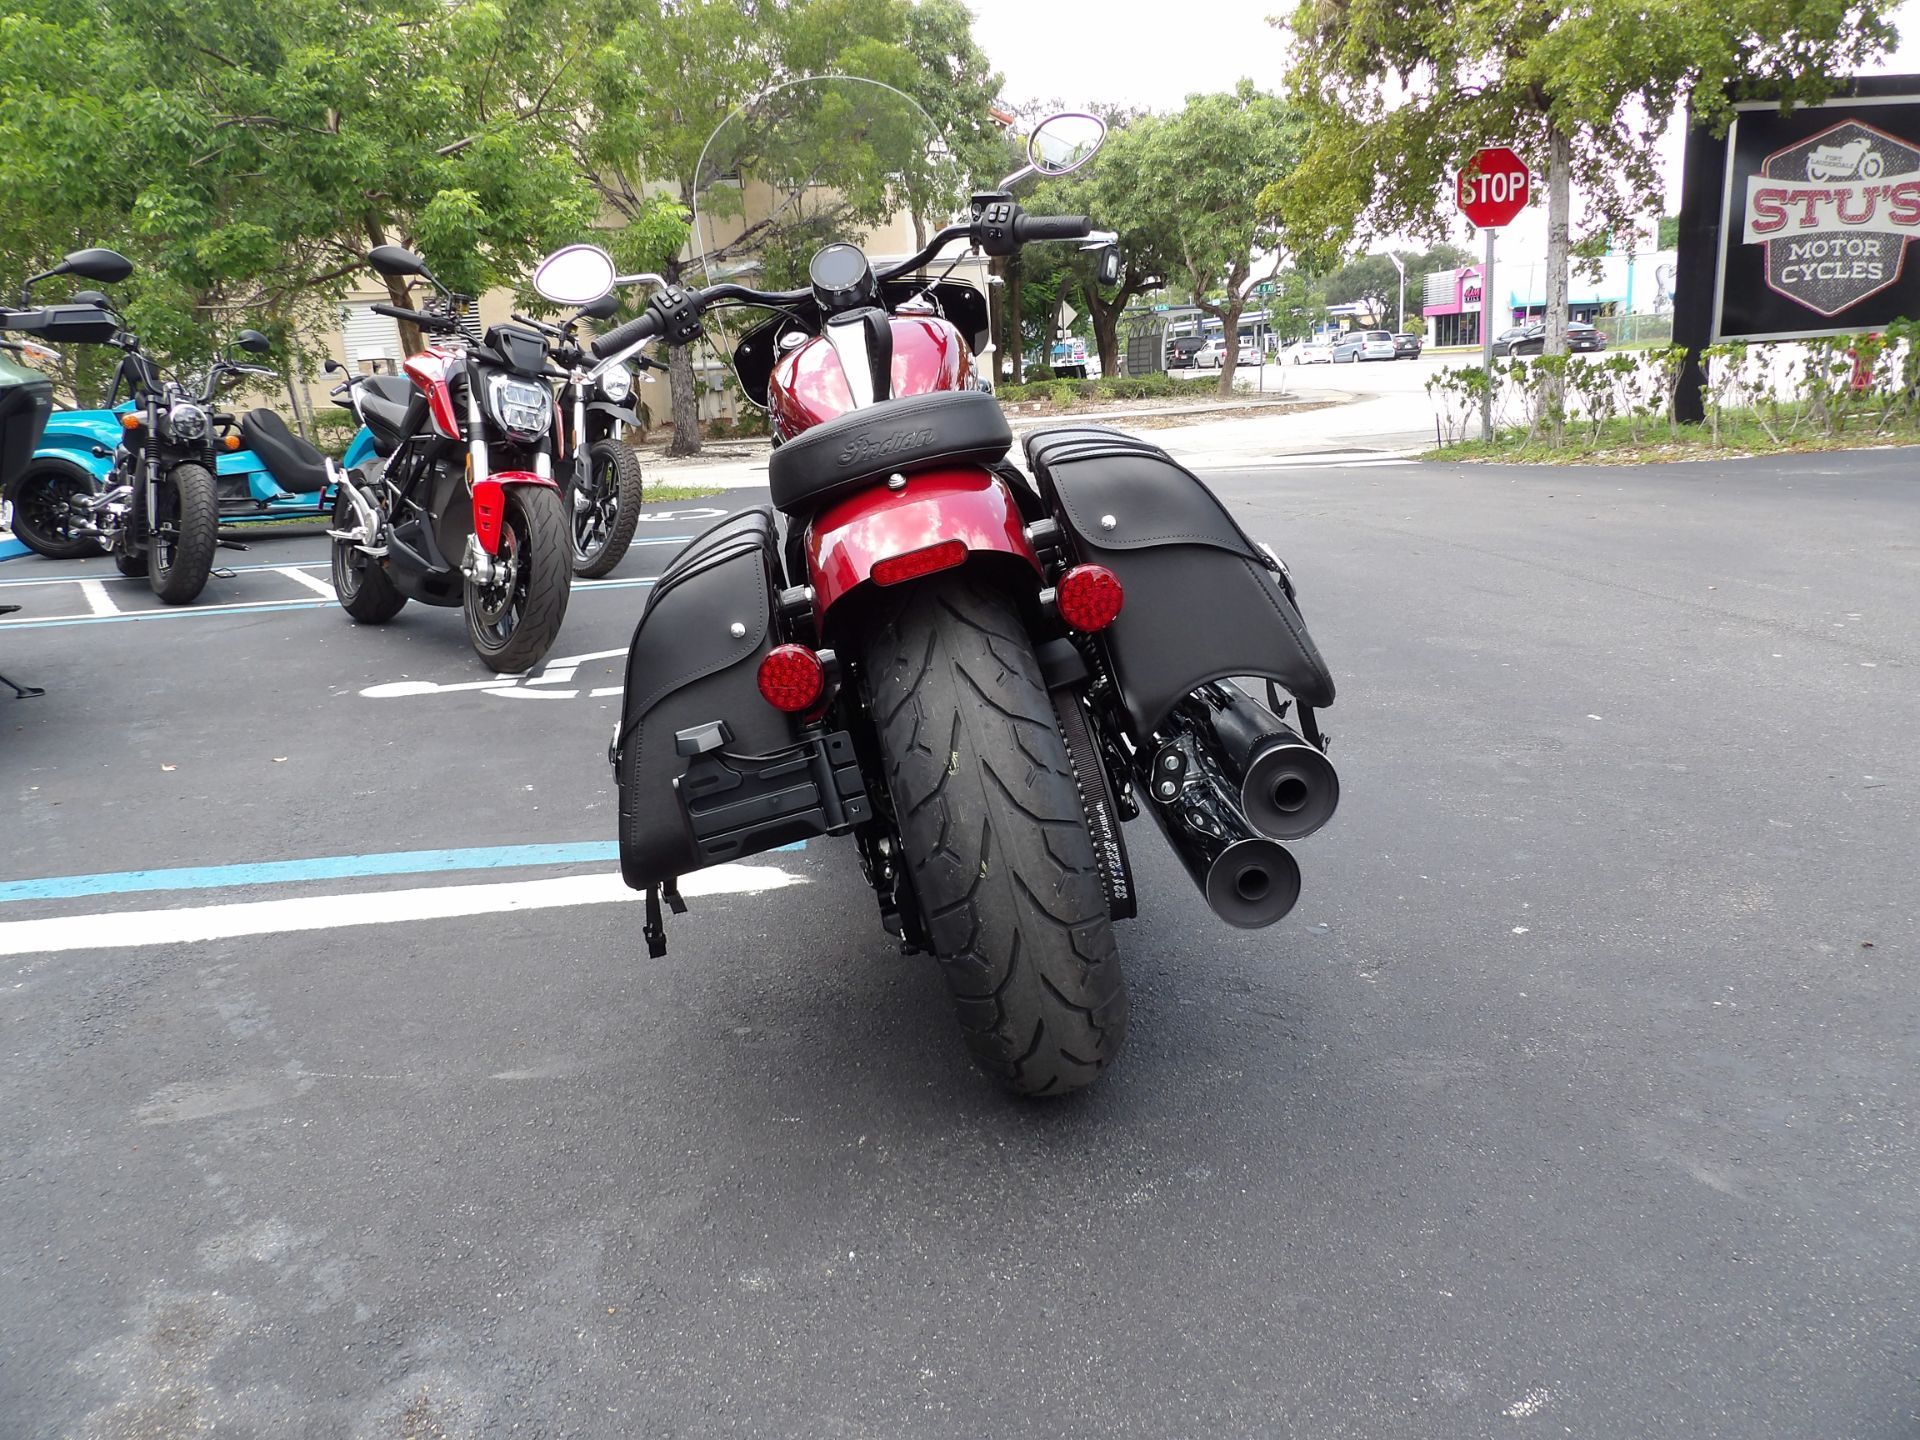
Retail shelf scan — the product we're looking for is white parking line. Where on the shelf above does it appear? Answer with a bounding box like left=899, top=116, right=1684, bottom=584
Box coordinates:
left=77, top=579, right=118, bottom=615
left=0, top=866, right=805, bottom=956
left=275, top=565, right=337, bottom=599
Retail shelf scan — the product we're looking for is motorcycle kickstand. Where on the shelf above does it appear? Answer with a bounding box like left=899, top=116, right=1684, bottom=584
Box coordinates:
left=0, top=671, right=45, bottom=699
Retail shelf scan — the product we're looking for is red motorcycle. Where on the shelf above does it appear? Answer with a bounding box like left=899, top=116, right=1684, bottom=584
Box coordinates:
left=542, top=82, right=1339, bottom=1095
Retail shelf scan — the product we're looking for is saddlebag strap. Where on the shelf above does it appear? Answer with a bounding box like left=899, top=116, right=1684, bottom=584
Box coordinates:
left=644, top=885, right=667, bottom=958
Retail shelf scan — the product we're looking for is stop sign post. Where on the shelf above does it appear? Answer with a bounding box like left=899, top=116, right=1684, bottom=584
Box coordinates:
left=1458, top=147, right=1531, bottom=439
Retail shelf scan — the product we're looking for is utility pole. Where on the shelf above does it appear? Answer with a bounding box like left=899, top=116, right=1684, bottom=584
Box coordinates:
left=1388, top=253, right=1406, bottom=333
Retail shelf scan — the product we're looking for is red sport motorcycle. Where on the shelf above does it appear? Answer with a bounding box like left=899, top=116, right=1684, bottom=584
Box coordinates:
left=546, top=80, right=1340, bottom=1095
left=327, top=246, right=572, bottom=672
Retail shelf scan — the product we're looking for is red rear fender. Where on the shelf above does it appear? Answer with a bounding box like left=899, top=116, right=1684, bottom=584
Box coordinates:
left=804, top=467, right=1041, bottom=620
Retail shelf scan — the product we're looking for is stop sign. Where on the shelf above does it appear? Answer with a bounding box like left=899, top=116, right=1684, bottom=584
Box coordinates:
left=1457, top=147, right=1530, bottom=228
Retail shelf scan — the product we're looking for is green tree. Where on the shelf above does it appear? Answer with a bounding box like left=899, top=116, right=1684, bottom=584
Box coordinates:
left=1277, top=0, right=1896, bottom=398
left=1026, top=113, right=1181, bottom=376
left=1657, top=214, right=1681, bottom=250
left=573, top=0, right=999, bottom=452
left=1324, top=253, right=1401, bottom=327
left=1124, top=84, right=1303, bottom=396
left=0, top=0, right=596, bottom=367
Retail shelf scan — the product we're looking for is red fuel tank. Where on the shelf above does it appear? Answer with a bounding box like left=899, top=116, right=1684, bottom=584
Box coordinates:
left=768, top=315, right=976, bottom=439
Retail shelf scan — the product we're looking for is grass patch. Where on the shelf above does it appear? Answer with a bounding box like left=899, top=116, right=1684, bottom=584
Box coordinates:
left=644, top=483, right=726, bottom=501
left=1425, top=411, right=1920, bottom=464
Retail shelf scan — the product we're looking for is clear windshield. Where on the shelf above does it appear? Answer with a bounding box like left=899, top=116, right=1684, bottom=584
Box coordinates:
left=690, top=76, right=960, bottom=297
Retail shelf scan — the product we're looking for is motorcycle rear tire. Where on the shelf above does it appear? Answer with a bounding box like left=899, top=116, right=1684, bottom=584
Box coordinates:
left=7, top=459, right=104, bottom=560
left=149, top=463, right=218, bottom=605
left=465, top=484, right=570, bottom=673
left=570, top=438, right=644, bottom=579
left=864, top=575, right=1128, bottom=1097
left=330, top=492, right=406, bottom=623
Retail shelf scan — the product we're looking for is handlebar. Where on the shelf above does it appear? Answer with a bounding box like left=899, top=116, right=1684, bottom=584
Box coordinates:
left=1013, top=213, right=1091, bottom=243
left=590, top=310, right=662, bottom=361
left=586, top=207, right=1090, bottom=365
left=371, top=301, right=459, bottom=334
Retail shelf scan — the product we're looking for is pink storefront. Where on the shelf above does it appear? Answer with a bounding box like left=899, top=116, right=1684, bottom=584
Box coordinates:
left=1423, top=265, right=1508, bottom=347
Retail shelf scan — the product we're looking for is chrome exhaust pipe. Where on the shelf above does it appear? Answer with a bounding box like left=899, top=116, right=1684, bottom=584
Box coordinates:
left=1196, top=681, right=1339, bottom=842
left=1139, top=728, right=1301, bottom=929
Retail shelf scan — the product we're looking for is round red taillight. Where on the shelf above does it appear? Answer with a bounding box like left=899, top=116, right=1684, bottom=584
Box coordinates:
left=1055, top=564, right=1124, bottom=632
left=756, top=644, right=825, bottom=713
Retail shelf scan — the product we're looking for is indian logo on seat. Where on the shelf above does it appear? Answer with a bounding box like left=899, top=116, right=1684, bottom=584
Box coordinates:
left=837, top=426, right=936, bottom=467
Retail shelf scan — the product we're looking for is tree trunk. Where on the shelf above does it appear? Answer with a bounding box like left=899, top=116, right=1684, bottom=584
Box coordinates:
left=1543, top=122, right=1572, bottom=417
left=1083, top=279, right=1125, bottom=378
left=363, top=214, right=423, bottom=356
left=666, top=344, right=701, bottom=457
left=1215, top=299, right=1245, bottom=398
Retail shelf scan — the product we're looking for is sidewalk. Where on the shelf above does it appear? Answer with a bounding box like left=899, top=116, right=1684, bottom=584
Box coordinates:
left=638, top=385, right=1420, bottom=490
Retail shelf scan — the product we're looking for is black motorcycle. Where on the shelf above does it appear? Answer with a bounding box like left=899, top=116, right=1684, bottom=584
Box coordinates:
left=511, top=296, right=649, bottom=578
left=91, top=320, right=277, bottom=603
left=326, top=245, right=573, bottom=672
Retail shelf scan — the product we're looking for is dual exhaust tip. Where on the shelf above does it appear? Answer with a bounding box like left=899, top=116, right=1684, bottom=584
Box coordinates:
left=1141, top=681, right=1340, bottom=929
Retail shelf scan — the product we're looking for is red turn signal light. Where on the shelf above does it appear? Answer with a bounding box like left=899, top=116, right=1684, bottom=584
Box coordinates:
left=223, top=434, right=242, bottom=450
left=1056, top=563, right=1124, bottom=632
left=757, top=643, right=826, bottom=713
left=120, top=413, right=142, bottom=431
left=871, top=538, right=967, bottom=587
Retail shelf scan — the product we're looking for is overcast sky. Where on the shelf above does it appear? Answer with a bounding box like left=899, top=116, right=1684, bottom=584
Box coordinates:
left=965, top=0, right=1920, bottom=259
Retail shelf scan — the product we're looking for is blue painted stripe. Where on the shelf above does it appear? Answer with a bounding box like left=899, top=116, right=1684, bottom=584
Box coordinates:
left=0, top=579, right=656, bottom=629
left=0, top=838, right=807, bottom=903
left=0, top=842, right=622, bottom=901
left=0, top=537, right=31, bottom=562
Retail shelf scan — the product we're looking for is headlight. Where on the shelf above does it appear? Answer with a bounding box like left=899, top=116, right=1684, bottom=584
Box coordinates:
left=599, top=363, right=633, bottom=403
left=487, top=375, right=553, bottom=437
left=168, top=402, right=207, bottom=441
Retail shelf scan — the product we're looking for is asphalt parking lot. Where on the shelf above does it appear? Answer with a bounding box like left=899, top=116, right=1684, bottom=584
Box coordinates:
left=3, top=451, right=1917, bottom=1438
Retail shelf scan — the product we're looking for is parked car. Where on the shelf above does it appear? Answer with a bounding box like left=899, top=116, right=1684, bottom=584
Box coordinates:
left=1165, top=336, right=1206, bottom=369
left=1493, top=321, right=1609, bottom=357
left=1195, top=336, right=1264, bottom=370
left=1289, top=337, right=1335, bottom=365
left=1393, top=332, right=1423, bottom=359
left=1332, top=329, right=1397, bottom=363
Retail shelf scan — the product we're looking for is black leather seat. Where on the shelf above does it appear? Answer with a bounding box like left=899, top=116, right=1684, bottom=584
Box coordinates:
left=355, top=373, right=415, bottom=456
left=238, top=409, right=331, bottom=494
left=768, top=389, right=1012, bottom=515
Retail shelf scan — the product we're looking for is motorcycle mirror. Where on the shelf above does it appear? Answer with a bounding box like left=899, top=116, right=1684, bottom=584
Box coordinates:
left=367, top=245, right=429, bottom=280
left=236, top=328, right=272, bottom=355
left=533, top=244, right=617, bottom=306
left=61, top=248, right=134, bottom=284
left=1095, top=245, right=1122, bottom=286
left=323, top=357, right=344, bottom=374
left=1029, top=113, right=1106, bottom=176
left=577, top=293, right=620, bottom=322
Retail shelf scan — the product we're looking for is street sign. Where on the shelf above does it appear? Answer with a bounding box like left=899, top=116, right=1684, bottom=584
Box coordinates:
left=1457, top=147, right=1530, bottom=229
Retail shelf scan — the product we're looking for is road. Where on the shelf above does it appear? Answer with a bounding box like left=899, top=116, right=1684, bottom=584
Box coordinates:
left=3, top=450, right=1917, bottom=1437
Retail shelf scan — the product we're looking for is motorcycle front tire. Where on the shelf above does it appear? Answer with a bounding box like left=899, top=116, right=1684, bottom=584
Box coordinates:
left=148, top=463, right=219, bottom=604
left=864, top=575, right=1129, bottom=1097
left=465, top=483, right=570, bottom=672
left=570, top=438, right=645, bottom=579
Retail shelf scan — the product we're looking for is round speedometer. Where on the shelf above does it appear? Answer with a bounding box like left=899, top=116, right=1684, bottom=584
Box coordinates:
left=809, top=244, right=878, bottom=316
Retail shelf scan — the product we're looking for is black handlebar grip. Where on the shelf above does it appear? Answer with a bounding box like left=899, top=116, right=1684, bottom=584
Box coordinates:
left=1013, top=213, right=1092, bottom=243
left=590, top=310, right=660, bottom=360
left=370, top=302, right=420, bottom=324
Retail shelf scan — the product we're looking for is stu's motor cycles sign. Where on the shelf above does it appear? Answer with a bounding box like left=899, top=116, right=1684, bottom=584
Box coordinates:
left=1716, top=89, right=1920, bottom=340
